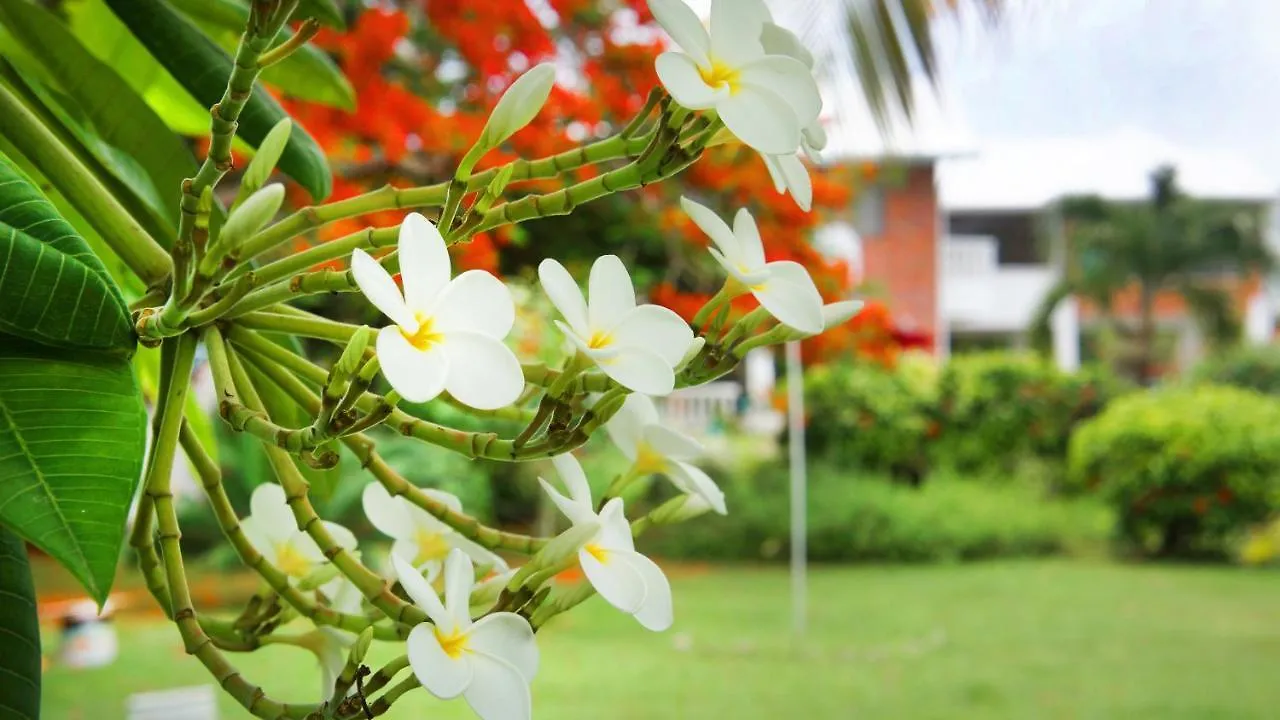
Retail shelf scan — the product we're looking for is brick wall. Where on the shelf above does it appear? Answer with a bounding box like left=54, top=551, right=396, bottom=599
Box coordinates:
left=859, top=163, right=940, bottom=340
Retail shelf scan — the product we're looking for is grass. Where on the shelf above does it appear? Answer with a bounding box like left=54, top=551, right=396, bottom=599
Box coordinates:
left=41, top=560, right=1280, bottom=719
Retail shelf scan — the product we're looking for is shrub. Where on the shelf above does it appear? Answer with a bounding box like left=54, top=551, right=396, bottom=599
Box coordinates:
left=933, top=352, right=1125, bottom=473
left=803, top=357, right=936, bottom=483
left=643, top=462, right=1111, bottom=562
left=1191, top=344, right=1280, bottom=395
left=1068, top=385, right=1280, bottom=558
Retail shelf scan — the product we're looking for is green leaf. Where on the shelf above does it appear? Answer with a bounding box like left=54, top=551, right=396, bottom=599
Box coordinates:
left=234, top=118, right=292, bottom=210
left=170, top=0, right=355, bottom=110
left=0, top=334, right=148, bottom=606
left=297, top=0, right=346, bottom=29
left=0, top=0, right=196, bottom=228
left=0, top=156, right=133, bottom=352
left=0, top=526, right=40, bottom=720
left=103, top=0, right=333, bottom=201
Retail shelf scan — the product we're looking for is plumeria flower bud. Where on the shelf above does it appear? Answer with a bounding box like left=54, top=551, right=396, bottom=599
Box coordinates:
left=240, top=484, right=356, bottom=582
left=539, top=454, right=673, bottom=631
left=606, top=394, right=726, bottom=515
left=648, top=0, right=820, bottom=155
left=539, top=255, right=693, bottom=396
left=479, top=63, right=556, bottom=153
left=680, top=197, right=824, bottom=334
left=394, top=550, right=538, bottom=720
left=218, top=182, right=284, bottom=249
left=351, top=213, right=524, bottom=409
left=362, top=483, right=508, bottom=585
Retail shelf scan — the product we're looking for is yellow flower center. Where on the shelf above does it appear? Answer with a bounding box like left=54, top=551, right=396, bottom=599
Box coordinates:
left=435, top=626, right=471, bottom=659
left=587, top=329, right=614, bottom=350
left=402, top=312, right=444, bottom=351
left=584, top=542, right=610, bottom=564
left=699, top=59, right=741, bottom=94
left=275, top=541, right=311, bottom=579
left=634, top=442, right=668, bottom=474
left=414, top=528, right=451, bottom=566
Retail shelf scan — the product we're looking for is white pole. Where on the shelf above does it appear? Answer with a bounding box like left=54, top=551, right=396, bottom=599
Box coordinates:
left=784, top=341, right=807, bottom=637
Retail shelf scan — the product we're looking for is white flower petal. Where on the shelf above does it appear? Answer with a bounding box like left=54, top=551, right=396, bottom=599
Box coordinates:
left=669, top=461, right=728, bottom=515
left=238, top=516, right=276, bottom=565
left=732, top=209, right=767, bottom=271
left=322, top=521, right=358, bottom=552
left=550, top=453, right=594, bottom=508
left=432, top=270, right=515, bottom=339
left=597, top=347, right=676, bottom=396
left=442, top=549, right=475, bottom=627
left=654, top=52, right=726, bottom=110
left=763, top=154, right=788, bottom=194
left=737, top=55, right=822, bottom=128
left=320, top=578, right=365, bottom=615
left=643, top=425, right=704, bottom=462
left=555, top=320, right=592, bottom=353
left=822, top=300, right=864, bottom=330
left=596, top=498, right=636, bottom=554
left=588, top=255, right=637, bottom=333
left=610, top=305, right=693, bottom=368
left=647, top=0, right=710, bottom=66
left=316, top=627, right=354, bottom=701
left=377, top=326, right=449, bottom=403
left=398, top=212, right=451, bottom=310
left=406, top=623, right=472, bottom=700
left=468, top=613, right=539, bottom=682
left=708, top=247, right=760, bottom=285
left=802, top=121, right=828, bottom=158
left=710, top=0, right=765, bottom=67
left=450, top=534, right=510, bottom=573
left=604, top=394, right=654, bottom=460
left=753, top=261, right=825, bottom=334
left=538, top=477, right=595, bottom=527
left=249, top=484, right=296, bottom=540
left=288, top=531, right=325, bottom=565
left=614, top=551, right=674, bottom=631
left=717, top=83, right=801, bottom=155
left=351, top=248, right=416, bottom=330
left=363, top=483, right=416, bottom=541
left=463, top=652, right=532, bottom=720
left=680, top=196, right=742, bottom=264
left=441, top=332, right=524, bottom=410
left=761, top=22, right=814, bottom=68
left=423, top=488, right=465, bottom=515
left=538, top=259, right=590, bottom=337
left=765, top=154, right=811, bottom=211
left=579, top=546, right=646, bottom=614
left=391, top=553, right=449, bottom=627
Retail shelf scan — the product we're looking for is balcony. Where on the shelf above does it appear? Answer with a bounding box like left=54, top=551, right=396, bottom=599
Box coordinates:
left=942, top=235, right=1058, bottom=332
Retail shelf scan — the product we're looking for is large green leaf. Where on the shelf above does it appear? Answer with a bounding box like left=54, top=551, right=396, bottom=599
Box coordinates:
left=297, top=0, right=345, bottom=29
left=0, top=526, right=40, bottom=720
left=170, top=0, right=355, bottom=110
left=0, top=335, right=147, bottom=606
left=103, top=0, right=332, bottom=201
left=0, top=157, right=132, bottom=352
left=0, top=0, right=196, bottom=229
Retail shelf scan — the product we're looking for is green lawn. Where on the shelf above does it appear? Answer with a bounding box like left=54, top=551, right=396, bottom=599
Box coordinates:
left=42, top=561, right=1280, bottom=719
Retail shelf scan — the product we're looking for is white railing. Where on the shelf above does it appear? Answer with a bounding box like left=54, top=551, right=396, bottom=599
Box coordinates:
left=656, top=381, right=742, bottom=436
left=944, top=234, right=999, bottom=275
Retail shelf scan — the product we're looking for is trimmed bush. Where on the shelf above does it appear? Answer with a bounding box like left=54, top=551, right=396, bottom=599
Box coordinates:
left=643, top=462, right=1111, bottom=562
left=1191, top=345, right=1280, bottom=395
left=934, top=353, right=1124, bottom=473
left=1068, top=385, right=1280, bottom=558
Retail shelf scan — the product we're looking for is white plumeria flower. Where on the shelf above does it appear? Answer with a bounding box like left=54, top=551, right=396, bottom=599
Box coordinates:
left=351, top=212, right=524, bottom=410
left=313, top=578, right=365, bottom=701
left=750, top=0, right=828, bottom=161
left=605, top=394, right=726, bottom=515
left=679, top=197, right=824, bottom=334
left=648, top=0, right=821, bottom=155
left=240, top=484, right=357, bottom=581
left=821, top=300, right=865, bottom=331
left=538, top=454, right=673, bottom=631
left=394, top=550, right=538, bottom=720
left=539, top=255, right=693, bottom=396
left=362, top=483, right=508, bottom=584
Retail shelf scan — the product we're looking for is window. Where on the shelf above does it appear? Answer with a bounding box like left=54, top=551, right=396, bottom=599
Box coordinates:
left=854, top=184, right=885, bottom=237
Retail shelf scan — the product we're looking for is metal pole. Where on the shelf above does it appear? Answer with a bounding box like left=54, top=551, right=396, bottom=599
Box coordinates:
left=784, top=341, right=807, bottom=637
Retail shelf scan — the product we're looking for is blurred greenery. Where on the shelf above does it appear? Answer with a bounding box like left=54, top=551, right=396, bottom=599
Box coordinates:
left=42, top=561, right=1280, bottom=719
left=1191, top=343, right=1280, bottom=395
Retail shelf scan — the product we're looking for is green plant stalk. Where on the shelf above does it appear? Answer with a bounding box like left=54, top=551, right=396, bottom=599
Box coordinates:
left=226, top=324, right=587, bottom=460
left=178, top=419, right=405, bottom=640
left=237, top=133, right=649, bottom=264
left=257, top=18, right=321, bottom=68
left=204, top=327, right=321, bottom=451
left=471, top=160, right=647, bottom=234
left=236, top=310, right=362, bottom=344
left=218, top=338, right=426, bottom=626
left=359, top=655, right=410, bottom=697
left=620, top=88, right=664, bottom=139
left=0, top=79, right=170, bottom=285
left=241, top=225, right=400, bottom=288
left=140, top=334, right=318, bottom=719
left=184, top=271, right=257, bottom=327
left=522, top=363, right=612, bottom=393
left=227, top=267, right=356, bottom=318
left=229, top=341, right=547, bottom=554
left=353, top=674, right=420, bottom=719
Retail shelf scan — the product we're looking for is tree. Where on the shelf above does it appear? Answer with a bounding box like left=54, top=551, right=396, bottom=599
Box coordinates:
left=1030, top=166, right=1274, bottom=383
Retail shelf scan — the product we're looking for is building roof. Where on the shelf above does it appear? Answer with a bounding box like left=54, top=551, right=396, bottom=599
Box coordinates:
left=939, top=127, right=1280, bottom=211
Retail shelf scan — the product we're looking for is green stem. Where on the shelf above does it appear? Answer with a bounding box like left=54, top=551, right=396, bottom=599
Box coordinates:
left=241, top=225, right=399, bottom=288
left=226, top=268, right=355, bottom=318
left=0, top=78, right=170, bottom=285
left=359, top=675, right=420, bottom=718
left=236, top=310, right=361, bottom=343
